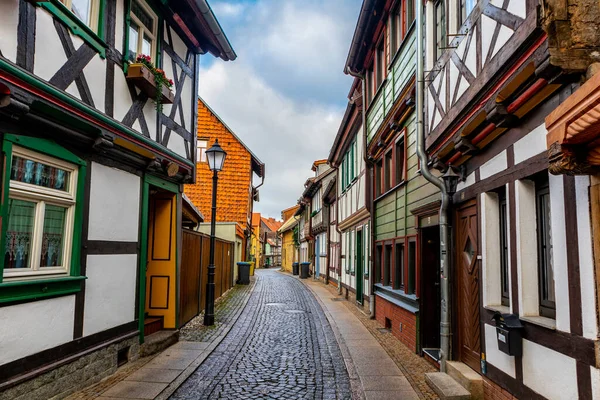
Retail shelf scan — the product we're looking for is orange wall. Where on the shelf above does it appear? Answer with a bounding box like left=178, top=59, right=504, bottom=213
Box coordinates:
left=185, top=100, right=253, bottom=232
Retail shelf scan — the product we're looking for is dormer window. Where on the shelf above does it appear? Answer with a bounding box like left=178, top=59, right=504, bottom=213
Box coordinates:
left=128, top=0, right=158, bottom=62
left=59, top=0, right=100, bottom=31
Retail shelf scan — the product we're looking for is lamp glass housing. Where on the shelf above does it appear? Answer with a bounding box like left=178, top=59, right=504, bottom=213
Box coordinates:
left=442, top=166, right=460, bottom=195
left=206, top=140, right=227, bottom=172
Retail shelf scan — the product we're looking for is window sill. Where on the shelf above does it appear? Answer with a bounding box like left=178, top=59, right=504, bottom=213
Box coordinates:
left=40, top=0, right=107, bottom=59
left=484, top=305, right=511, bottom=314
left=520, top=315, right=556, bottom=330
left=0, top=275, right=86, bottom=305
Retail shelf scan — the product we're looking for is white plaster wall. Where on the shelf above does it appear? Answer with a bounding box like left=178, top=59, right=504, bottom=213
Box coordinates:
left=456, top=172, right=475, bottom=192
left=549, top=173, right=570, bottom=332
left=479, top=150, right=507, bottom=181
left=161, top=52, right=176, bottom=118
left=0, top=295, right=75, bottom=364
left=83, top=254, right=137, bottom=336
left=522, top=340, right=578, bottom=400
left=575, top=176, right=598, bottom=338
left=0, top=0, right=19, bottom=63
left=170, top=26, right=188, bottom=63
left=515, top=179, right=539, bottom=316
left=592, top=366, right=600, bottom=400
left=88, top=162, right=141, bottom=241
left=83, top=56, right=106, bottom=110
left=115, top=0, right=125, bottom=54
left=142, top=100, right=157, bottom=139
left=166, top=130, right=187, bottom=159
left=113, top=65, right=133, bottom=122
left=484, top=324, right=516, bottom=378
left=180, top=73, right=193, bottom=132
left=481, top=192, right=501, bottom=308
left=34, top=9, right=68, bottom=82
left=513, top=123, right=546, bottom=165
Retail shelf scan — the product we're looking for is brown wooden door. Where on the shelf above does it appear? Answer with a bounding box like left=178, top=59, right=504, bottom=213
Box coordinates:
left=456, top=200, right=481, bottom=372
left=179, top=230, right=202, bottom=327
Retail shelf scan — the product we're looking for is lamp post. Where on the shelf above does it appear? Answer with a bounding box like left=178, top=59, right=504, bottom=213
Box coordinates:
left=204, top=139, right=227, bottom=326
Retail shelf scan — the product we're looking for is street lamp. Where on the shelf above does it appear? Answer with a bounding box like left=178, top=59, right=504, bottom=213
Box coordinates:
left=203, top=140, right=227, bottom=326
left=442, top=165, right=460, bottom=196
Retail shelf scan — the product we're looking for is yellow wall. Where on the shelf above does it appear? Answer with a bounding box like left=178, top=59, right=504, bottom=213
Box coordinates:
left=281, top=230, right=296, bottom=272
left=250, top=225, right=262, bottom=265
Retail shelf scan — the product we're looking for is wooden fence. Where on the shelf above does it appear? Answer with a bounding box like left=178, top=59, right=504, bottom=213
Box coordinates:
left=179, top=230, right=234, bottom=328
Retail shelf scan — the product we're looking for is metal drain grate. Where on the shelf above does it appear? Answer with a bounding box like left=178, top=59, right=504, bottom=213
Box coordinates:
left=377, top=328, right=391, bottom=334
left=330, top=298, right=345, bottom=302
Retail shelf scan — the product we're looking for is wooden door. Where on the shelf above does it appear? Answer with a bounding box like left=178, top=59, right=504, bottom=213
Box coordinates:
left=456, top=200, right=481, bottom=372
left=356, top=230, right=363, bottom=304
left=420, top=226, right=440, bottom=350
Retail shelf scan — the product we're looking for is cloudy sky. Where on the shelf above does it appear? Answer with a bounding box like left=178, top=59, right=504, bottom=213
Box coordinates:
left=199, top=0, right=362, bottom=220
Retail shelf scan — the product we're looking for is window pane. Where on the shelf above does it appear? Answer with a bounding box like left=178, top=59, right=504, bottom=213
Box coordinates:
left=499, top=190, right=509, bottom=306
left=132, top=0, right=154, bottom=31
left=11, top=156, right=70, bottom=192
left=408, top=241, right=416, bottom=294
left=406, top=0, right=415, bottom=26
left=40, top=205, right=67, bottom=267
left=394, top=243, right=404, bottom=290
left=129, top=22, right=139, bottom=60
left=142, top=34, right=152, bottom=58
left=384, top=245, right=393, bottom=286
left=71, top=0, right=91, bottom=26
left=396, top=139, right=405, bottom=184
left=4, top=199, right=36, bottom=270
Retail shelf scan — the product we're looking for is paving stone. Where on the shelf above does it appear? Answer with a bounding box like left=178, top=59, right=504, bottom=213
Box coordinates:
left=170, top=269, right=351, bottom=399
left=102, top=381, right=168, bottom=399
left=125, top=368, right=181, bottom=384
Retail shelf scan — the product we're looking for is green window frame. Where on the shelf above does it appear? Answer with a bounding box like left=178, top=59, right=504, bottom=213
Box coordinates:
left=39, top=0, right=108, bottom=59
left=0, top=135, right=87, bottom=304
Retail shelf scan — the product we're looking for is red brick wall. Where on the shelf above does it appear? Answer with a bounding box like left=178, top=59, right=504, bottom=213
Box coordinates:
left=483, top=377, right=518, bottom=400
left=375, top=295, right=417, bottom=352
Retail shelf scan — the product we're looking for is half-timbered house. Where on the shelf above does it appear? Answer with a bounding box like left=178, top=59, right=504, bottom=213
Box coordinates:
left=345, top=0, right=442, bottom=355
left=327, top=80, right=371, bottom=312
left=0, top=0, right=234, bottom=397
left=423, top=0, right=600, bottom=398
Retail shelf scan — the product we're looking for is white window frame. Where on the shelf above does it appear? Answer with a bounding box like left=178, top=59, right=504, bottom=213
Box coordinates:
left=60, top=0, right=101, bottom=32
left=4, top=146, right=78, bottom=281
left=197, top=139, right=208, bottom=163
left=129, top=0, right=159, bottom=62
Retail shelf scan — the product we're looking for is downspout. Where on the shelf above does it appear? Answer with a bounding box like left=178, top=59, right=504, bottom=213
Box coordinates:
left=345, top=67, right=374, bottom=318
left=416, top=1, right=452, bottom=372
left=334, top=171, right=343, bottom=295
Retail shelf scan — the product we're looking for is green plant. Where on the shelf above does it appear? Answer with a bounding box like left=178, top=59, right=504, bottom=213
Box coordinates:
left=135, top=55, right=173, bottom=112
left=310, top=209, right=319, bottom=217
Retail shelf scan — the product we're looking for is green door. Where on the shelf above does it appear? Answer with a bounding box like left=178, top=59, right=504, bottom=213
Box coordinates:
left=356, top=230, right=363, bottom=304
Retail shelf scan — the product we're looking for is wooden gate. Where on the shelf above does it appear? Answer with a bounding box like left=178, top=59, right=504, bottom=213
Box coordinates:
left=455, top=200, right=481, bottom=372
left=179, top=230, right=235, bottom=328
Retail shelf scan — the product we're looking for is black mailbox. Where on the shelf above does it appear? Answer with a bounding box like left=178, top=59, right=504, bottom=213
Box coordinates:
left=492, top=312, right=524, bottom=357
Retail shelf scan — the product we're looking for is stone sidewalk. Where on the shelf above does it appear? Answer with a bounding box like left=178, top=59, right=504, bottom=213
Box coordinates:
left=299, top=275, right=436, bottom=400
left=66, top=278, right=256, bottom=400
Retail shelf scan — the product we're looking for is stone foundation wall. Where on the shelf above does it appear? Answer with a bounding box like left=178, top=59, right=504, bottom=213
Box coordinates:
left=0, top=336, right=139, bottom=400
left=483, top=377, right=518, bottom=400
left=375, top=295, right=417, bottom=352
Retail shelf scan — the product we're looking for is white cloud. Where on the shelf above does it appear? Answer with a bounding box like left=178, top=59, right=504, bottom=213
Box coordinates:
left=199, top=62, right=344, bottom=218
left=210, top=2, right=247, bottom=18
left=199, top=0, right=362, bottom=218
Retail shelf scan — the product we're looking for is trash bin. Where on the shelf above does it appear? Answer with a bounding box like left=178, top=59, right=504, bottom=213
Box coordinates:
left=300, top=262, right=310, bottom=279
left=237, top=262, right=251, bottom=285
left=292, top=262, right=299, bottom=276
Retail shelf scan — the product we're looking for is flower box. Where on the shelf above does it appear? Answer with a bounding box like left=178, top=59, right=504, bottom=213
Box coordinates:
left=126, top=63, right=174, bottom=104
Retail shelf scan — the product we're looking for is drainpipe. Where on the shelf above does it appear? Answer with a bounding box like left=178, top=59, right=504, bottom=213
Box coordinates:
left=345, top=67, right=375, bottom=318
left=416, top=1, right=452, bottom=372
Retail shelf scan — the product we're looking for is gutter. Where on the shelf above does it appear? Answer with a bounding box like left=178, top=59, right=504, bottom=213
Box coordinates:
left=195, top=0, right=237, bottom=61
left=345, top=67, right=374, bottom=318
left=345, top=0, right=376, bottom=73
left=415, top=1, right=452, bottom=373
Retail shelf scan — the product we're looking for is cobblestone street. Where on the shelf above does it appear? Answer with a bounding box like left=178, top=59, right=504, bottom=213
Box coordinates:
left=171, top=269, right=352, bottom=400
